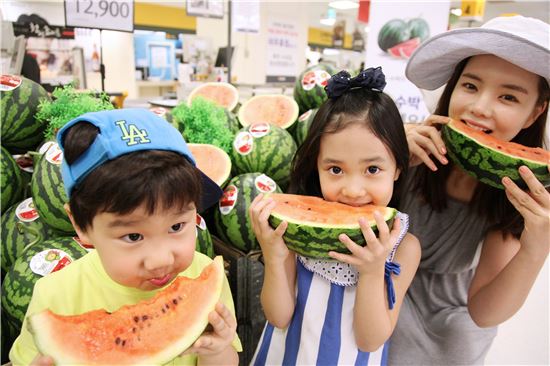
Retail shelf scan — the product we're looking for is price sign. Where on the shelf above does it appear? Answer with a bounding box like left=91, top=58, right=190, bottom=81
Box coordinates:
left=64, top=0, right=134, bottom=32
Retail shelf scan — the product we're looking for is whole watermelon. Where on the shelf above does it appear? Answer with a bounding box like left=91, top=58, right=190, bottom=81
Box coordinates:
left=214, top=173, right=282, bottom=252
left=196, top=213, right=215, bottom=258
left=1, top=75, right=50, bottom=154
left=293, top=64, right=335, bottom=114
left=407, top=18, right=430, bottom=42
left=1, top=236, right=89, bottom=345
left=293, top=109, right=318, bottom=147
left=1, top=146, right=25, bottom=212
left=230, top=122, right=297, bottom=189
left=378, top=19, right=411, bottom=51
left=30, top=141, right=75, bottom=234
left=1, top=197, right=58, bottom=274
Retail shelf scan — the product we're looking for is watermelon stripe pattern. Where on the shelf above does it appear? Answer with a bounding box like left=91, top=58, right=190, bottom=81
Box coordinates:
left=215, top=173, right=282, bottom=252
left=1, top=146, right=25, bottom=212
left=30, top=143, right=75, bottom=234
left=231, top=124, right=297, bottom=189
left=292, top=109, right=317, bottom=147
left=269, top=211, right=396, bottom=260
left=442, top=124, right=550, bottom=189
left=0, top=198, right=57, bottom=273
left=1, top=76, right=50, bottom=154
left=1, top=237, right=88, bottom=347
left=293, top=64, right=335, bottom=114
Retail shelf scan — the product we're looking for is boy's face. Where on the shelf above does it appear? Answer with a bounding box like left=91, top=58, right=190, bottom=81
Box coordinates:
left=73, top=203, right=197, bottom=291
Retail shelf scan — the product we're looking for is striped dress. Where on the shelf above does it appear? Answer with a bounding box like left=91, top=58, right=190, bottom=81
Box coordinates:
left=251, top=213, right=409, bottom=366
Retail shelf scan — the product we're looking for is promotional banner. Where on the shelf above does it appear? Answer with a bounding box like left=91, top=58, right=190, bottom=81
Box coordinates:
left=265, top=18, right=300, bottom=83
left=365, top=0, right=450, bottom=123
left=232, top=0, right=260, bottom=33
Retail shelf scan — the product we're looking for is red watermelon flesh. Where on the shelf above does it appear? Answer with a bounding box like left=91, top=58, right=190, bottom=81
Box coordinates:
left=387, top=37, right=420, bottom=59
left=28, top=257, right=224, bottom=365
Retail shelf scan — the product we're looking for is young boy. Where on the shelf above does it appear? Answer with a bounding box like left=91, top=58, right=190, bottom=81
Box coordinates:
left=9, top=109, right=241, bottom=365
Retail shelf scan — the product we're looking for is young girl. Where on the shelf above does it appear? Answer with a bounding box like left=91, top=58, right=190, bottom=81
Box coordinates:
left=388, top=16, right=550, bottom=365
left=249, top=67, right=421, bottom=365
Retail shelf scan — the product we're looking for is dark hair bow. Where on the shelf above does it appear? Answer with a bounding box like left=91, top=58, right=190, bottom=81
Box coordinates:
left=325, top=66, right=386, bottom=99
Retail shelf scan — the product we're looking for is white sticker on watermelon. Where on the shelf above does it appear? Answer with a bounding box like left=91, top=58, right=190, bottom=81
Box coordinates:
left=196, top=214, right=207, bottom=230
left=314, top=70, right=331, bottom=87
left=45, top=143, right=63, bottom=165
left=15, top=197, right=39, bottom=222
left=0, top=75, right=22, bottom=91
left=249, top=122, right=270, bottom=138
left=29, top=249, right=73, bottom=276
left=219, top=185, right=238, bottom=215
left=255, top=174, right=277, bottom=193
left=233, top=131, right=254, bottom=155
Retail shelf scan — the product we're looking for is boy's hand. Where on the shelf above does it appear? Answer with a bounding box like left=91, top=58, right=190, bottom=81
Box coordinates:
left=30, top=355, right=54, bottom=366
left=181, top=302, right=237, bottom=357
left=249, top=194, right=290, bottom=263
left=329, top=211, right=402, bottom=275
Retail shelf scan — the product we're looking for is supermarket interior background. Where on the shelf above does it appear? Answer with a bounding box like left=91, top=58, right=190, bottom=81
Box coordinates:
left=1, top=0, right=548, bottom=365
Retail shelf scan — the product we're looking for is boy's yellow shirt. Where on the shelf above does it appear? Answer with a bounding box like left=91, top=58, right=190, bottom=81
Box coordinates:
left=9, top=250, right=242, bottom=365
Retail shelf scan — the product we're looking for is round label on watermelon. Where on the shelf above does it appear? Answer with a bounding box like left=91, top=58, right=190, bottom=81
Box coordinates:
left=38, top=141, right=57, bottom=155
left=196, top=214, right=207, bottom=231
left=149, top=106, right=167, bottom=117
left=0, top=74, right=22, bottom=91
left=45, top=143, right=63, bottom=165
left=233, top=131, right=254, bottom=155
left=255, top=174, right=277, bottom=193
left=219, top=185, right=238, bottom=215
left=301, top=70, right=331, bottom=91
left=15, top=197, right=39, bottom=222
left=29, top=249, right=74, bottom=276
left=72, top=236, right=95, bottom=251
left=249, top=122, right=270, bottom=138
left=298, top=110, right=313, bottom=122
left=14, top=154, right=34, bottom=173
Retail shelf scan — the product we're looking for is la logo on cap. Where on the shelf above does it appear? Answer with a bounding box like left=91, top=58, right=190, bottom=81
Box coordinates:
left=115, top=120, right=151, bottom=146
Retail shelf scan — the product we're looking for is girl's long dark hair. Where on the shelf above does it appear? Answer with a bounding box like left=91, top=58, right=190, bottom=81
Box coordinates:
left=411, top=58, right=550, bottom=238
left=288, top=86, right=410, bottom=208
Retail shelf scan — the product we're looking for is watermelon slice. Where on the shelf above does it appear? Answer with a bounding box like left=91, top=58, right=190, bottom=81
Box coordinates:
left=387, top=37, right=420, bottom=59
left=28, top=257, right=225, bottom=365
left=189, top=143, right=232, bottom=187
left=268, top=194, right=397, bottom=259
left=238, top=94, right=299, bottom=130
left=187, top=82, right=239, bottom=111
left=442, top=119, right=550, bottom=189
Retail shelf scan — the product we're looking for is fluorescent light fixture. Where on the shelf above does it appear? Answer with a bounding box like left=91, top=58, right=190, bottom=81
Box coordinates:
left=320, top=17, right=336, bottom=26
left=329, top=0, right=359, bottom=10
left=364, top=25, right=370, bottom=33
left=323, top=48, right=340, bottom=56
left=450, top=8, right=462, bottom=16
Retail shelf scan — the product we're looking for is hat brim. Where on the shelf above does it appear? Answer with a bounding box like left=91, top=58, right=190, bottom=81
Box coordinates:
left=198, top=171, right=223, bottom=213
left=406, top=28, right=550, bottom=90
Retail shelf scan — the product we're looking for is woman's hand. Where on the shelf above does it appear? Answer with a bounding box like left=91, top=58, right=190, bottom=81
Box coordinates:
left=181, top=302, right=237, bottom=357
left=249, top=194, right=290, bottom=263
left=328, top=211, right=402, bottom=275
left=406, top=115, right=450, bottom=170
left=502, top=165, right=550, bottom=258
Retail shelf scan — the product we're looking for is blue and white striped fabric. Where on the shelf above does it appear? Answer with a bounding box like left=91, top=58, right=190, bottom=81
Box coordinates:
left=251, top=259, right=391, bottom=366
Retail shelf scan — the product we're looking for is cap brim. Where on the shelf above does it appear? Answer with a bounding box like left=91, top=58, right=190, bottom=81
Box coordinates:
left=199, top=171, right=223, bottom=213
left=406, top=28, right=550, bottom=90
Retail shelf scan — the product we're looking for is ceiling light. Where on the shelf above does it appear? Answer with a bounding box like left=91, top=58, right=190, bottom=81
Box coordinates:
left=364, top=25, right=370, bottom=33
left=329, top=0, right=359, bottom=10
left=320, top=17, right=336, bottom=26
left=450, top=8, right=462, bottom=16
left=323, top=48, right=340, bottom=56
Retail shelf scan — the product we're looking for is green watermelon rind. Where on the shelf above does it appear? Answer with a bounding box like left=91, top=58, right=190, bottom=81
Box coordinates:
left=442, top=124, right=550, bottom=189
left=1, top=146, right=25, bottom=212
left=270, top=208, right=397, bottom=260
left=293, top=64, right=335, bottom=114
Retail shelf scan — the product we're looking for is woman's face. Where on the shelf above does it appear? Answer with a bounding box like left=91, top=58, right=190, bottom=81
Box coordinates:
left=449, top=54, right=546, bottom=142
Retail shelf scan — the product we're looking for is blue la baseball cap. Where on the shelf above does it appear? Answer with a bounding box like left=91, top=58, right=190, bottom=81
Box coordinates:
left=56, top=108, right=223, bottom=211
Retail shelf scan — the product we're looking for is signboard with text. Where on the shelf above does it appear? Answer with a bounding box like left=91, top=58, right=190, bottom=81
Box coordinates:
left=365, top=0, right=450, bottom=123
left=64, top=0, right=134, bottom=32
left=265, top=18, right=299, bottom=83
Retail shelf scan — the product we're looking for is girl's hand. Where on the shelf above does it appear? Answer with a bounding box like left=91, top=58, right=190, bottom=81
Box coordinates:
left=181, top=302, right=237, bottom=357
left=249, top=194, right=289, bottom=263
left=406, top=115, right=450, bottom=170
left=502, top=165, right=550, bottom=257
left=328, top=211, right=402, bottom=275
left=30, top=355, right=54, bottom=366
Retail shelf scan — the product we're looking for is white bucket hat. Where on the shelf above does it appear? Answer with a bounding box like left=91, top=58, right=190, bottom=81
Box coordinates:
left=406, top=15, right=550, bottom=90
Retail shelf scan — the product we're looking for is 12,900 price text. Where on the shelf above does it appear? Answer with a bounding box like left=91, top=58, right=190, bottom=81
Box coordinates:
left=75, top=0, right=130, bottom=18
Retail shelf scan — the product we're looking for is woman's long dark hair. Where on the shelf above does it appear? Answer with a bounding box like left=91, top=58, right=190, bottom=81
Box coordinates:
left=411, top=57, right=550, bottom=238
left=288, top=86, right=410, bottom=209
